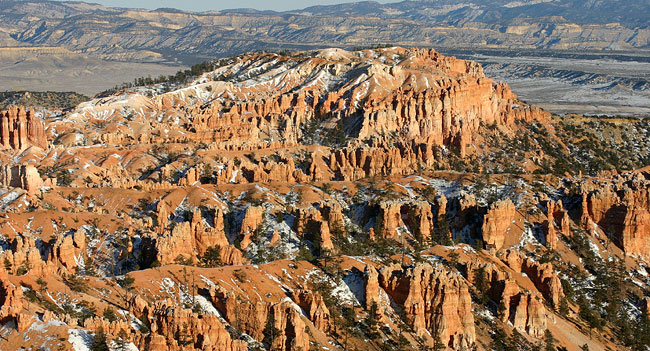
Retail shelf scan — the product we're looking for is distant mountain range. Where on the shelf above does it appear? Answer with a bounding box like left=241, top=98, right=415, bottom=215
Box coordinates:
left=0, top=0, right=648, bottom=66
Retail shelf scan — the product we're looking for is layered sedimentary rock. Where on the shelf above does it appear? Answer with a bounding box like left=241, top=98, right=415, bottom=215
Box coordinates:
left=481, top=199, right=518, bottom=250
left=292, top=289, right=331, bottom=333
left=500, top=250, right=564, bottom=308
left=50, top=230, right=87, bottom=271
left=0, top=164, right=43, bottom=195
left=466, top=261, right=549, bottom=337
left=293, top=206, right=334, bottom=251
left=127, top=295, right=248, bottom=351
left=375, top=200, right=436, bottom=241
left=51, top=48, right=547, bottom=185
left=378, top=263, right=475, bottom=350
left=364, top=264, right=382, bottom=310
left=208, top=286, right=310, bottom=351
left=0, top=106, right=47, bottom=151
left=145, top=206, right=244, bottom=266
left=581, top=172, right=650, bottom=256
left=0, top=267, right=25, bottom=324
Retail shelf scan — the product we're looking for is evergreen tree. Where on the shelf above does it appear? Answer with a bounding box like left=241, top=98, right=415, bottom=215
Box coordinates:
left=90, top=327, right=109, bottom=351
left=559, top=297, right=570, bottom=317
left=115, top=329, right=129, bottom=351
left=543, top=329, right=556, bottom=351
left=490, top=327, right=509, bottom=351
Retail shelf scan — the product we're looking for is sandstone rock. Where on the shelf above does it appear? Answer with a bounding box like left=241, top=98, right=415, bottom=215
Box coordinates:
left=581, top=179, right=650, bottom=256
left=0, top=106, right=47, bottom=151
left=241, top=206, right=264, bottom=236
left=482, top=199, right=517, bottom=250
left=377, top=201, right=405, bottom=239
left=467, top=261, right=549, bottom=338
left=500, top=250, right=564, bottom=309
left=209, top=286, right=310, bottom=350
left=364, top=264, right=384, bottom=318
left=0, top=164, right=43, bottom=195
left=293, top=289, right=331, bottom=333
left=127, top=295, right=247, bottom=351
left=0, top=268, right=25, bottom=325
left=378, top=263, right=475, bottom=350
left=51, top=230, right=87, bottom=271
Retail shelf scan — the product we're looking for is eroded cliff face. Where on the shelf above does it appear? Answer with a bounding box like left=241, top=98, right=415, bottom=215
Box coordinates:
left=0, top=106, right=47, bottom=151
left=43, top=47, right=548, bottom=186
left=379, top=263, right=476, bottom=349
left=0, top=46, right=642, bottom=351
left=581, top=170, right=650, bottom=257
left=0, top=164, right=43, bottom=195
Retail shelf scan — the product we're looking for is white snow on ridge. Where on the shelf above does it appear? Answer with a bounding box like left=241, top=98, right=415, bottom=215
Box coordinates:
left=68, top=329, right=93, bottom=351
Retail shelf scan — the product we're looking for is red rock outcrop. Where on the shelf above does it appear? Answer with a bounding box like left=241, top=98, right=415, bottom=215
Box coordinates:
left=50, top=229, right=87, bottom=271
left=0, top=234, right=49, bottom=276
left=364, top=264, right=384, bottom=317
left=405, top=200, right=435, bottom=242
left=240, top=205, right=264, bottom=243
left=581, top=175, right=650, bottom=256
left=148, top=208, right=244, bottom=266
left=208, top=286, right=310, bottom=351
left=481, top=199, right=519, bottom=250
left=0, top=164, right=43, bottom=195
left=543, top=200, right=571, bottom=249
left=0, top=267, right=25, bottom=325
left=500, top=250, right=564, bottom=309
left=466, top=261, right=548, bottom=337
left=379, top=263, right=475, bottom=350
left=293, top=206, right=333, bottom=251
left=292, top=288, right=331, bottom=333
left=127, top=295, right=247, bottom=351
left=0, top=106, right=47, bottom=151
left=376, top=201, right=406, bottom=239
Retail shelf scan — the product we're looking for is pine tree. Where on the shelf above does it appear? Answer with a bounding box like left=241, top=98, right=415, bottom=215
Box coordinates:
left=90, top=327, right=109, bottom=351
left=115, top=329, right=129, bottom=351
left=559, top=297, right=570, bottom=317
left=543, top=329, right=556, bottom=351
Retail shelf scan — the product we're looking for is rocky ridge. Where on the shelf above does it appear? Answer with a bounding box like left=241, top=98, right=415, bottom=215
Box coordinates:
left=0, top=47, right=648, bottom=351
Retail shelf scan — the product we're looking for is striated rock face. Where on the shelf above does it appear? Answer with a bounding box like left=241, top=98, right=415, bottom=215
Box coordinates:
left=376, top=201, right=405, bottom=239
left=375, top=200, right=436, bottom=241
left=209, top=286, right=310, bottom=351
left=240, top=205, right=264, bottom=244
left=145, top=207, right=244, bottom=266
left=467, top=261, right=549, bottom=338
left=0, top=267, right=25, bottom=325
left=51, top=48, right=547, bottom=185
left=0, top=234, right=49, bottom=276
left=509, top=292, right=548, bottom=338
left=364, top=264, right=384, bottom=318
left=50, top=230, right=87, bottom=271
left=581, top=173, right=650, bottom=256
left=405, top=201, right=435, bottom=243
left=379, top=263, right=475, bottom=350
left=482, top=199, right=518, bottom=250
left=127, top=295, right=248, bottom=351
left=500, top=250, right=564, bottom=308
left=0, top=106, right=47, bottom=151
left=0, top=164, right=43, bottom=195
left=293, top=289, right=331, bottom=333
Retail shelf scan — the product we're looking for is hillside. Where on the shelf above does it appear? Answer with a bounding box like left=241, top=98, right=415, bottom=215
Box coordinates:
left=0, top=0, right=648, bottom=115
left=1, top=47, right=650, bottom=350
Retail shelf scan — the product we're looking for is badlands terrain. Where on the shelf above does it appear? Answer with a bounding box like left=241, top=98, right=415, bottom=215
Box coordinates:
left=1, top=46, right=650, bottom=351
left=0, top=0, right=649, bottom=115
